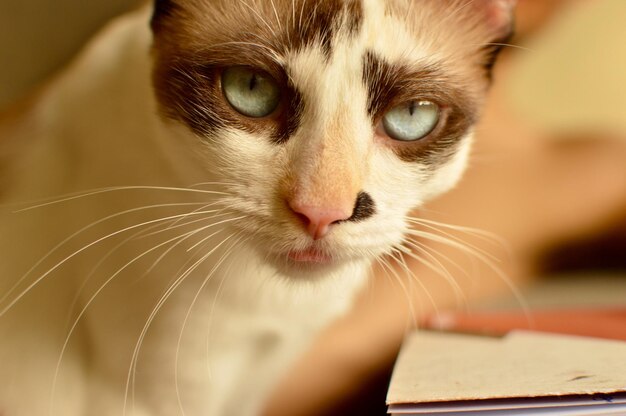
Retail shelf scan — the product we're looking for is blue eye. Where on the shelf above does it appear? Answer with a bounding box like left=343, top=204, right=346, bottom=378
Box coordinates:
left=221, top=67, right=281, bottom=118
left=382, top=101, right=440, bottom=141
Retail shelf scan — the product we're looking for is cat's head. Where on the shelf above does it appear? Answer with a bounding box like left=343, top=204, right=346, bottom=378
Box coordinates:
left=149, top=0, right=515, bottom=277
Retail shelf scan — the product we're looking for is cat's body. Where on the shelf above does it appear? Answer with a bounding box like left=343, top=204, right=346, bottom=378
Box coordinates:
left=0, top=1, right=514, bottom=415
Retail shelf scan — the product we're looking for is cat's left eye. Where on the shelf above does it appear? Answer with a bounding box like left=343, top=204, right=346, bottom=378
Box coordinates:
left=221, top=67, right=281, bottom=118
left=381, top=100, right=440, bottom=142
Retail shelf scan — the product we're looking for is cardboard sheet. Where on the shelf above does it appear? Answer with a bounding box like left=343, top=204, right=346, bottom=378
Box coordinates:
left=387, top=331, right=626, bottom=415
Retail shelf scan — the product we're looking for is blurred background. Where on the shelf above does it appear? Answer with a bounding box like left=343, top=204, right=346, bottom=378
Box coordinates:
left=0, top=0, right=141, bottom=110
left=1, top=1, right=625, bottom=415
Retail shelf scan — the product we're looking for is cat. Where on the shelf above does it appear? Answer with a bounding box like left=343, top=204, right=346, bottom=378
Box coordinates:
left=0, top=0, right=515, bottom=415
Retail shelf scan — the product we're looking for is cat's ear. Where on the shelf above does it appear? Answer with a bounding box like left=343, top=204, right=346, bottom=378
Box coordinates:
left=474, top=0, right=516, bottom=74
left=480, top=0, right=517, bottom=41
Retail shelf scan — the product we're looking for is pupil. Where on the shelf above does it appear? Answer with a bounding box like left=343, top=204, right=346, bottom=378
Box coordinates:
left=408, top=102, right=415, bottom=116
left=248, top=74, right=258, bottom=91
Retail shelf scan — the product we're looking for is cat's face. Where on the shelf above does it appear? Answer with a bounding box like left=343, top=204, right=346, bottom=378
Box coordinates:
left=150, top=0, right=514, bottom=277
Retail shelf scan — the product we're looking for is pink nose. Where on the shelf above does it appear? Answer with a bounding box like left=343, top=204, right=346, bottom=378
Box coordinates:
left=289, top=202, right=351, bottom=240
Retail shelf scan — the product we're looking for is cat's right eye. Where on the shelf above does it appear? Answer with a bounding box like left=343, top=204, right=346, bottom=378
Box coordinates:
left=221, top=66, right=281, bottom=118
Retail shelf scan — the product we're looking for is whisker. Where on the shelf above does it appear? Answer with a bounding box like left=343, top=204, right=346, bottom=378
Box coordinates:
left=135, top=216, right=235, bottom=281
left=124, top=231, right=238, bottom=416
left=376, top=254, right=420, bottom=329
left=407, top=217, right=507, bottom=247
left=203, top=235, right=252, bottom=379
left=175, top=232, right=247, bottom=414
left=1, top=201, right=211, bottom=308
left=398, top=240, right=467, bottom=310
left=404, top=235, right=471, bottom=281
left=62, top=220, right=172, bottom=331
left=138, top=206, right=228, bottom=239
left=406, top=225, right=500, bottom=264
left=392, top=246, right=451, bottom=331
left=187, top=181, right=237, bottom=189
left=390, top=248, right=441, bottom=325
left=0, top=207, right=223, bottom=317
left=13, top=186, right=227, bottom=213
left=405, top=229, right=531, bottom=320
left=51, top=224, right=210, bottom=414
left=477, top=42, right=534, bottom=52
left=186, top=216, right=246, bottom=252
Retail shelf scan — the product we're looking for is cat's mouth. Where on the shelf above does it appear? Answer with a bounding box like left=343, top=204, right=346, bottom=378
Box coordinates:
left=286, top=247, right=333, bottom=265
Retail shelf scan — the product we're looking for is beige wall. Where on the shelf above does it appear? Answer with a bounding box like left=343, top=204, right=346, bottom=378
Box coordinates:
left=0, top=0, right=141, bottom=110
left=508, top=0, right=626, bottom=136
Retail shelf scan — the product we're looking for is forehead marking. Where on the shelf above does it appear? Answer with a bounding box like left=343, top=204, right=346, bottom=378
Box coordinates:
left=289, top=0, right=363, bottom=59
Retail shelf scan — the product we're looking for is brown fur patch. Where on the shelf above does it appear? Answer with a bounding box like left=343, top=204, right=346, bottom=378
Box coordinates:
left=152, top=54, right=304, bottom=144
left=290, top=0, right=362, bottom=58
